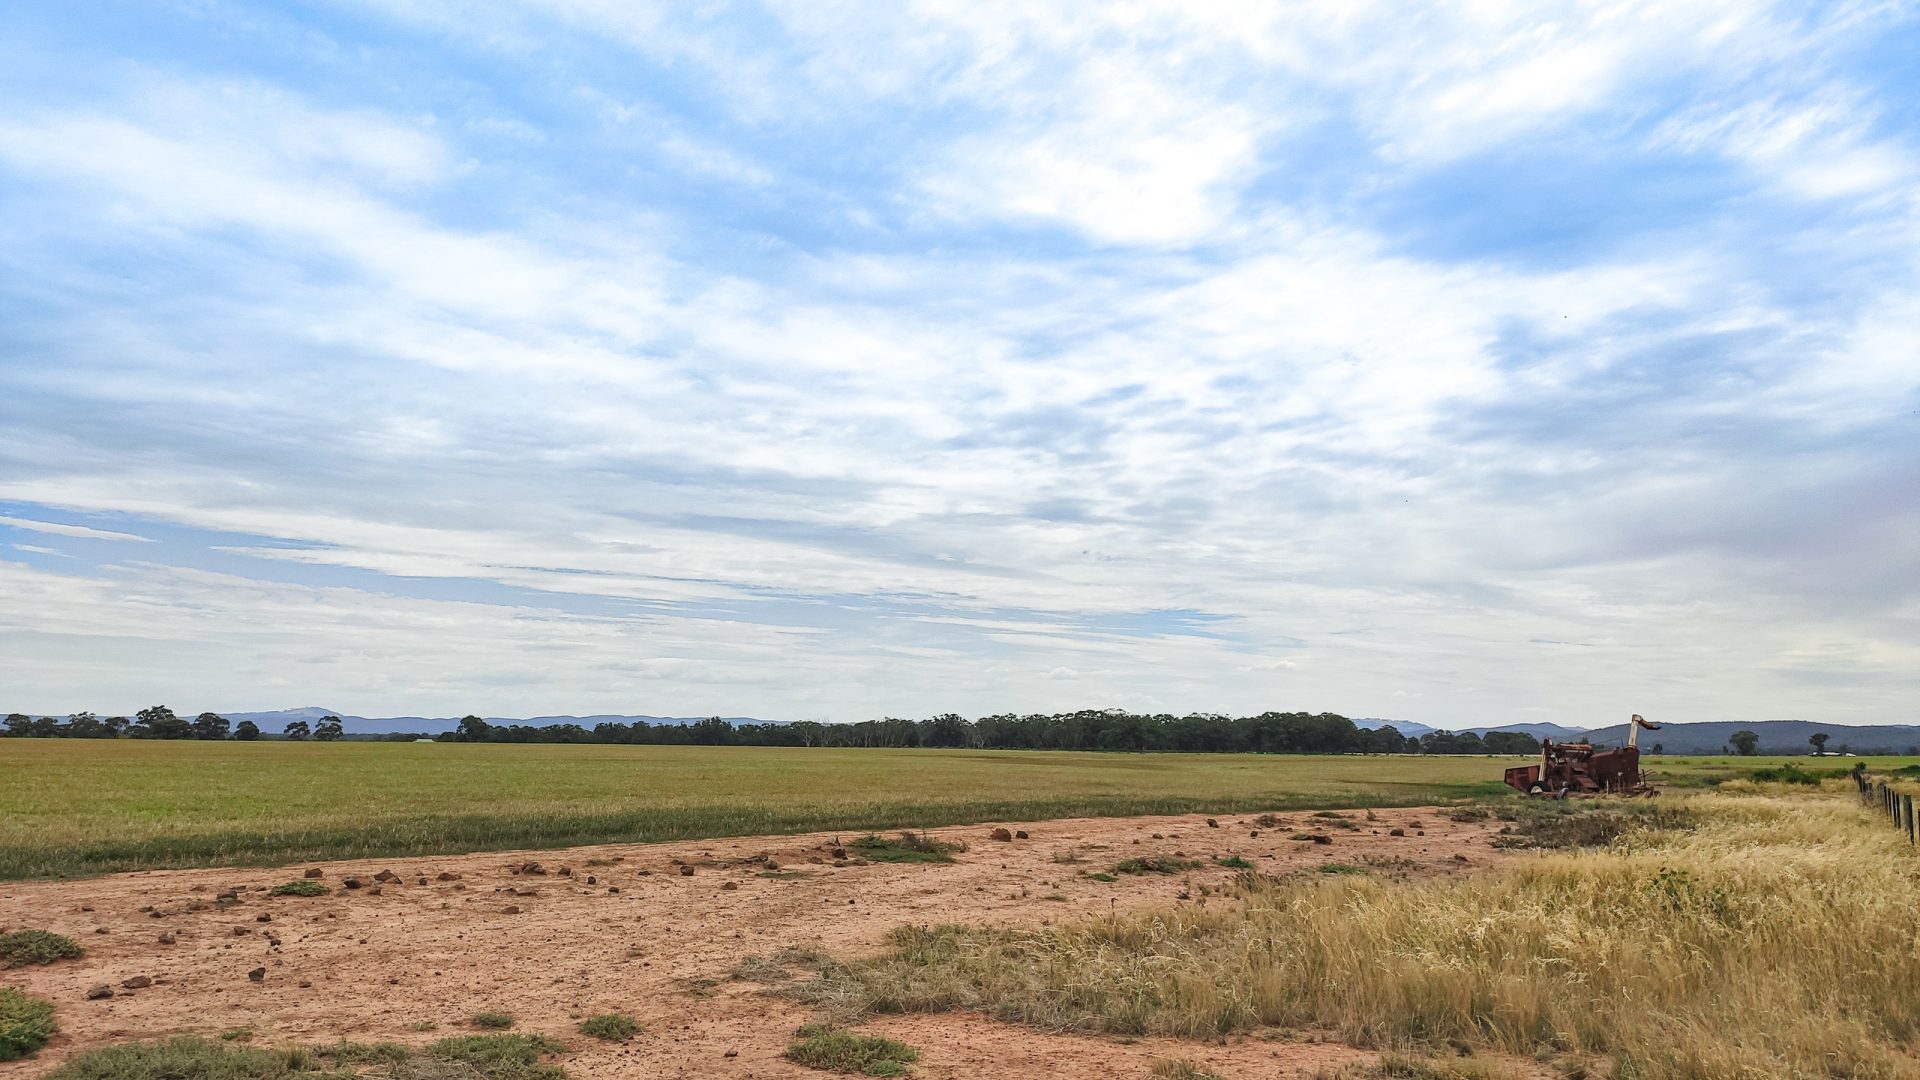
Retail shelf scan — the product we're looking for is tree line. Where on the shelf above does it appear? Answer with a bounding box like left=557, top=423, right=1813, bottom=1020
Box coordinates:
left=2, top=706, right=1543, bottom=755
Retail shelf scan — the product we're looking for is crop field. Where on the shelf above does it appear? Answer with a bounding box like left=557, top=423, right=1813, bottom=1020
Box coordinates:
left=0, top=739, right=1889, bottom=880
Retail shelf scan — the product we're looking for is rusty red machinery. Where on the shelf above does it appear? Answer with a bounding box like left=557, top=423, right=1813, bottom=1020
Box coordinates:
left=1504, top=714, right=1661, bottom=797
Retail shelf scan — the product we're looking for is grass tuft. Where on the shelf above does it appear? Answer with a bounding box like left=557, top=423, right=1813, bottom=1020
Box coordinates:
left=577, top=1013, right=639, bottom=1041
left=784, top=1024, right=918, bottom=1075
left=848, top=832, right=965, bottom=864
left=1110, top=856, right=1202, bottom=875
left=1215, top=856, right=1254, bottom=869
left=0, top=987, right=57, bottom=1062
left=269, top=880, right=331, bottom=897
left=36, top=1032, right=568, bottom=1078
left=1152, top=1058, right=1226, bottom=1080
left=470, top=1012, right=515, bottom=1030
left=0, top=928, right=84, bottom=967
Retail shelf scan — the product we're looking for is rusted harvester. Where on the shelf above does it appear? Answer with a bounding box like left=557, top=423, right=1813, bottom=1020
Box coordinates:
left=1504, top=714, right=1661, bottom=797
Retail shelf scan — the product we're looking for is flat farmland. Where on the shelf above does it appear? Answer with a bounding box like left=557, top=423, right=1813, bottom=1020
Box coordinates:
left=0, top=741, right=1884, bottom=879
left=0, top=741, right=1527, bottom=879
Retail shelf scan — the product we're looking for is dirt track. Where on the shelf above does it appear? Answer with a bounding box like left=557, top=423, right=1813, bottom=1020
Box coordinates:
left=0, top=807, right=1519, bottom=1078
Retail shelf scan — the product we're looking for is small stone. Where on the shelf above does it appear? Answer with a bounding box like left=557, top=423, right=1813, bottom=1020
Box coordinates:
left=990, top=828, right=1013, bottom=842
left=558, top=867, right=573, bottom=877
left=234, top=926, right=251, bottom=936
left=437, top=871, right=462, bottom=881
left=1014, top=830, right=1029, bottom=839
left=374, top=869, right=402, bottom=883
left=86, top=985, right=113, bottom=1000
left=830, top=847, right=847, bottom=860
left=1310, top=834, right=1333, bottom=845
left=502, top=905, right=521, bottom=915
left=303, top=868, right=323, bottom=879
left=122, top=975, right=152, bottom=989
left=1390, top=828, right=1406, bottom=837
left=720, top=881, right=739, bottom=891
left=586, top=876, right=597, bottom=885
left=299, top=980, right=313, bottom=988
left=416, top=877, right=429, bottom=885
left=724, top=1050, right=738, bottom=1058
left=256, top=913, right=272, bottom=922
left=1206, top=818, right=1219, bottom=828
left=608, top=887, right=620, bottom=894
left=158, top=931, right=176, bottom=944
left=342, top=877, right=364, bottom=889
left=369, top=886, right=383, bottom=896
left=679, top=865, right=695, bottom=877
left=1453, top=854, right=1470, bottom=863
left=519, top=862, right=546, bottom=875
left=95, top=927, right=109, bottom=935
left=248, top=967, right=266, bottom=982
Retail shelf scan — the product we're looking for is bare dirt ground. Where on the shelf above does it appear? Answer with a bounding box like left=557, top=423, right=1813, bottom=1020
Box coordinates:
left=1, top=807, right=1524, bottom=1079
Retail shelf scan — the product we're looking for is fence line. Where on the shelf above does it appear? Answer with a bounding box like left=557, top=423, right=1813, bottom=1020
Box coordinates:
left=1859, top=778, right=1916, bottom=845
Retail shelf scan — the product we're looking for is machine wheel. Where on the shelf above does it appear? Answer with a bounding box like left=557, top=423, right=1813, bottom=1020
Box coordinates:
left=1527, top=782, right=1548, bottom=797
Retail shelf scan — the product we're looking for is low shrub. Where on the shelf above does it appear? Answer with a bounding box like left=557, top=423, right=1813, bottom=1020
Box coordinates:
left=578, top=1013, right=638, bottom=1041
left=471, top=1012, right=515, bottom=1029
left=269, top=880, right=330, bottom=897
left=0, top=987, right=57, bottom=1061
left=0, top=928, right=83, bottom=967
left=1110, top=857, right=1202, bottom=875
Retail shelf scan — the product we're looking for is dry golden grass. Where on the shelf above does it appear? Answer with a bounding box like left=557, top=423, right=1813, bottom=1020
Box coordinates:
left=815, top=784, right=1920, bottom=1078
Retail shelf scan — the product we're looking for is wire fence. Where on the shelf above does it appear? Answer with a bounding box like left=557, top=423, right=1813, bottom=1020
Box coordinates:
left=1861, top=777, right=1917, bottom=845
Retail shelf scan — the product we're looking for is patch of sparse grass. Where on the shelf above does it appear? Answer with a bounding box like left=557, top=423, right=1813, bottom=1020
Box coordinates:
left=0, top=928, right=83, bottom=967
left=849, top=832, right=965, bottom=864
left=1152, top=1059, right=1227, bottom=1080
left=0, top=987, right=57, bottom=1062
left=1489, top=803, right=1694, bottom=851
left=784, top=1024, right=918, bottom=1076
left=1253, top=813, right=1283, bottom=828
left=1315, top=863, right=1368, bottom=875
left=407, top=1021, right=438, bottom=1033
left=578, top=1013, right=638, bottom=1042
left=1110, top=856, right=1202, bottom=875
left=805, top=792, right=1920, bottom=1079
left=269, top=880, right=330, bottom=897
left=1050, top=846, right=1085, bottom=864
left=220, top=1027, right=255, bottom=1042
left=1085, top=871, right=1118, bottom=882
left=762, top=869, right=812, bottom=879
left=1310, top=1054, right=1508, bottom=1080
left=470, top=1012, right=515, bottom=1030
left=1215, top=856, right=1254, bottom=869
left=37, top=1034, right=569, bottom=1080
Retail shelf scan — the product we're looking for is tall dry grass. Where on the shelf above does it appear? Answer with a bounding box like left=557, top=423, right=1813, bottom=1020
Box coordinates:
left=822, top=787, right=1920, bottom=1078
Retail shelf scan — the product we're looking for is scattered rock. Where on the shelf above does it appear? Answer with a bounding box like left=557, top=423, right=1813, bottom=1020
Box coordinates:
left=369, top=886, right=383, bottom=896
left=724, top=1050, right=738, bottom=1058
left=299, top=980, right=312, bottom=988
left=373, top=870, right=402, bottom=884
left=1452, top=854, right=1470, bottom=863
left=1308, top=834, right=1333, bottom=845
left=1389, top=828, right=1406, bottom=837
left=720, top=881, right=739, bottom=891
left=830, top=847, right=847, bottom=860
left=122, top=975, right=152, bottom=989
left=158, top=931, right=176, bottom=945
left=303, top=868, right=323, bottom=879
left=586, top=876, right=597, bottom=885
left=518, top=862, right=547, bottom=876
left=437, top=871, right=462, bottom=881
left=248, top=967, right=266, bottom=982
left=678, top=865, right=695, bottom=877
left=256, top=913, right=272, bottom=923
left=86, top=985, right=113, bottom=1000
left=416, top=877, right=429, bottom=886
left=234, top=926, right=251, bottom=936
left=608, top=887, right=620, bottom=894
left=94, top=927, right=109, bottom=935
left=990, top=828, right=1013, bottom=842
left=1014, top=830, right=1029, bottom=839
left=1206, top=819, right=1219, bottom=828
left=501, top=905, right=521, bottom=915
left=342, top=877, right=364, bottom=890
left=558, top=867, right=573, bottom=877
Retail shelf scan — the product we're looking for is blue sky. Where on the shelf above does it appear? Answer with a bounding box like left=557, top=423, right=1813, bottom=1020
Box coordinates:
left=1, top=1, right=1915, bottom=726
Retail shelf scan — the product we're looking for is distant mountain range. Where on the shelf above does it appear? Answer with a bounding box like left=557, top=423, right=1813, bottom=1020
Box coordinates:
left=223, top=707, right=770, bottom=736
left=62, top=708, right=1911, bottom=753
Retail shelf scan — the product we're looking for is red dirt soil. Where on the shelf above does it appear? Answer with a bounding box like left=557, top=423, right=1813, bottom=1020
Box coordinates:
left=0, top=807, right=1524, bottom=1079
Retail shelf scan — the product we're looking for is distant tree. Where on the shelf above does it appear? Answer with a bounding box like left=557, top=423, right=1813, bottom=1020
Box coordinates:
left=134, top=705, right=191, bottom=740
left=28, top=714, right=60, bottom=737
left=924, top=713, right=970, bottom=748
left=283, top=719, right=311, bottom=741
left=233, top=719, right=261, bottom=741
left=66, top=712, right=107, bottom=738
left=1729, top=730, right=1760, bottom=756
left=102, top=715, right=128, bottom=737
left=313, top=715, right=344, bottom=742
left=790, top=720, right=826, bottom=747
left=1482, top=731, right=1543, bottom=755
left=3, top=713, right=30, bottom=737
left=1650, top=742, right=1664, bottom=755
left=456, top=715, right=493, bottom=743
left=192, top=712, right=230, bottom=740
left=689, top=716, right=734, bottom=745
left=1809, top=732, right=1830, bottom=755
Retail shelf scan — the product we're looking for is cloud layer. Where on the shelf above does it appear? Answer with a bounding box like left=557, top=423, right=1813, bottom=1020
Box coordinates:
left=0, top=1, right=1915, bottom=725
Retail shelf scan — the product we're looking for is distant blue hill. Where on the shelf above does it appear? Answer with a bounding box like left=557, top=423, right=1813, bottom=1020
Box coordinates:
left=223, top=707, right=769, bottom=736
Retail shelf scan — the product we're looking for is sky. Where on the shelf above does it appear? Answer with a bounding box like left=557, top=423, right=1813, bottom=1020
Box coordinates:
left=0, top=2, right=1916, bottom=728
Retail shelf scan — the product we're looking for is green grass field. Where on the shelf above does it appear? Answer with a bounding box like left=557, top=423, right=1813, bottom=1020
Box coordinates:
left=0, top=741, right=1892, bottom=880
